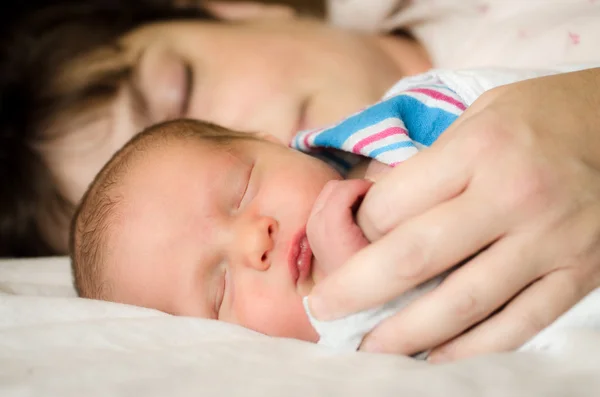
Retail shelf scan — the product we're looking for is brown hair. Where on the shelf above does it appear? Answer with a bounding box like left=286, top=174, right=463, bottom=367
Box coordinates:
left=70, top=118, right=255, bottom=299
left=0, top=1, right=216, bottom=257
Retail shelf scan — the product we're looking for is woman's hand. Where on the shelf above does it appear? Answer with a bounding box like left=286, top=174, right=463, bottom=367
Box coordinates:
left=307, top=68, right=600, bottom=362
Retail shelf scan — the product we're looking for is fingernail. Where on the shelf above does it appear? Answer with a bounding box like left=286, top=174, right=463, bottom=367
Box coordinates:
left=307, top=294, right=334, bottom=321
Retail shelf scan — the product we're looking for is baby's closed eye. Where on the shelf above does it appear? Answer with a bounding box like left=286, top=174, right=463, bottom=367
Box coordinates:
left=236, top=161, right=255, bottom=210
left=214, top=266, right=228, bottom=318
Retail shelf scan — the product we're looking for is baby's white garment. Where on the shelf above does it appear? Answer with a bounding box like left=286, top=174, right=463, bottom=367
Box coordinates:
left=302, top=277, right=441, bottom=357
left=304, top=285, right=600, bottom=358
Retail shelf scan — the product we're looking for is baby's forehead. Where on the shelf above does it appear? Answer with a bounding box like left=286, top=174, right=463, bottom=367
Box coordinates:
left=118, top=130, right=197, bottom=175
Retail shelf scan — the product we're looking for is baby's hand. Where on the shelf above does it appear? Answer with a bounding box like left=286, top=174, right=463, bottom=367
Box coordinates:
left=307, top=179, right=373, bottom=281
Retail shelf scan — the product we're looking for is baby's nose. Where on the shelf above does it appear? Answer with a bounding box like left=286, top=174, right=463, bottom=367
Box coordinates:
left=237, top=215, right=278, bottom=271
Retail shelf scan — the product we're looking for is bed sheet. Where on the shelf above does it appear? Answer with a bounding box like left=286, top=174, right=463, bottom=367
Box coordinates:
left=1, top=256, right=599, bottom=397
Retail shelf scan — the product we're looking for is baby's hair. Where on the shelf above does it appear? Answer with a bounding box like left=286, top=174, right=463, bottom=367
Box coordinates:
left=69, top=119, right=256, bottom=300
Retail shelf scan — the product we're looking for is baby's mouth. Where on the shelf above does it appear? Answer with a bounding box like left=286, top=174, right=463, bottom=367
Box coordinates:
left=288, top=231, right=313, bottom=286
left=296, top=235, right=313, bottom=284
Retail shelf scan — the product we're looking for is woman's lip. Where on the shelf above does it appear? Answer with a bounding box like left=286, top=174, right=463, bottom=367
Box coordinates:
left=288, top=230, right=313, bottom=285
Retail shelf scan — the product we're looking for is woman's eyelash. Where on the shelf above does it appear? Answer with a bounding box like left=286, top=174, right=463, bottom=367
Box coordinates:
left=180, top=61, right=193, bottom=116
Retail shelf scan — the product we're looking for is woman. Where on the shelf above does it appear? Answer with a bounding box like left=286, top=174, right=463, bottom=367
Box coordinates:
left=2, top=0, right=600, bottom=361
left=0, top=0, right=430, bottom=256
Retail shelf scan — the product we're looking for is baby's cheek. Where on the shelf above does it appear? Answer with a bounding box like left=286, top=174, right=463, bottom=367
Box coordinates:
left=231, top=287, right=318, bottom=342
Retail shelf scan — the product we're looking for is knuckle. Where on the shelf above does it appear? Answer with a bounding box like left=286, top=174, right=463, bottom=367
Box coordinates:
left=498, top=163, right=555, bottom=215
left=561, top=268, right=589, bottom=302
left=520, top=308, right=552, bottom=336
left=451, top=283, right=487, bottom=323
left=463, top=112, right=513, bottom=161
left=357, top=199, right=391, bottom=240
left=390, top=238, right=430, bottom=280
left=474, top=86, right=505, bottom=108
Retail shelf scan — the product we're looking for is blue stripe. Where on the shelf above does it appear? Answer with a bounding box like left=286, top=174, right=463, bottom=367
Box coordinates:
left=368, top=141, right=416, bottom=158
left=312, top=94, right=459, bottom=148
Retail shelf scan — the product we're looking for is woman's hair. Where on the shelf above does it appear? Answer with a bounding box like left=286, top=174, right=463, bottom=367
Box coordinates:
left=0, top=0, right=216, bottom=257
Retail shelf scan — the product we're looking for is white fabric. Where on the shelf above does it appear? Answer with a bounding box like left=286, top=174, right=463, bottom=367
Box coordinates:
left=303, top=277, right=440, bottom=355
left=327, top=0, right=600, bottom=69
left=2, top=257, right=600, bottom=396
left=303, top=286, right=600, bottom=355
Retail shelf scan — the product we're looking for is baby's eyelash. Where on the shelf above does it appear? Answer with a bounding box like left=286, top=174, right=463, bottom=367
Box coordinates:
left=215, top=267, right=227, bottom=317
left=237, top=162, right=254, bottom=209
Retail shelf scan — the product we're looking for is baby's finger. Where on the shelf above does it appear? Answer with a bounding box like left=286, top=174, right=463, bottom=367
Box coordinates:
left=358, top=234, right=540, bottom=355
left=307, top=179, right=372, bottom=276
left=428, top=268, right=589, bottom=362
left=309, top=189, right=505, bottom=321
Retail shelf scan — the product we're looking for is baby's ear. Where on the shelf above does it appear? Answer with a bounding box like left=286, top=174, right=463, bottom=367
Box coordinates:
left=255, top=132, right=286, bottom=146
left=202, top=2, right=297, bottom=21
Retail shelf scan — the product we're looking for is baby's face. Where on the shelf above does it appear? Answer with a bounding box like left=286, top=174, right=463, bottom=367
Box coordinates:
left=106, top=136, right=342, bottom=341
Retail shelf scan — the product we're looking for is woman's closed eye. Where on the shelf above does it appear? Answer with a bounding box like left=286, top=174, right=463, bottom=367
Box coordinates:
left=180, top=61, right=193, bottom=117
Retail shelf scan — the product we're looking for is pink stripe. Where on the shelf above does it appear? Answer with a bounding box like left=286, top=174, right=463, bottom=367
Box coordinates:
left=302, top=128, right=323, bottom=149
left=407, top=88, right=467, bottom=111
left=352, top=126, right=408, bottom=153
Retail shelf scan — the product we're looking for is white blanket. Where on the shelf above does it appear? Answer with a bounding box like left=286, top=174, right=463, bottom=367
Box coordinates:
left=1, top=257, right=600, bottom=396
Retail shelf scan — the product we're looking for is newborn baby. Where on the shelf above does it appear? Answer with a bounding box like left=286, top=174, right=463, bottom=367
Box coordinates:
left=70, top=119, right=386, bottom=342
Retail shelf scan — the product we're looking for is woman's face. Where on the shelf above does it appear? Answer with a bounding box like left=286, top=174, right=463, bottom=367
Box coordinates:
left=43, top=16, right=407, bottom=252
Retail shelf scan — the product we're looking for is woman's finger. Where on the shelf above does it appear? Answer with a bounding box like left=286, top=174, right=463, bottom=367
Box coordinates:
left=428, top=267, right=591, bottom=362
left=308, top=187, right=506, bottom=321
left=355, top=102, right=491, bottom=244
left=358, top=233, right=541, bottom=355
left=356, top=128, right=473, bottom=243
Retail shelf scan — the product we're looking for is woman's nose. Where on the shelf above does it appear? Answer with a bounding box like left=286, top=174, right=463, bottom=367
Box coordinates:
left=234, top=215, right=278, bottom=271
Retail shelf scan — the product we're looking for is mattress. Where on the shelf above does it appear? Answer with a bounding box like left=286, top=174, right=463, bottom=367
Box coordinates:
left=1, top=256, right=599, bottom=396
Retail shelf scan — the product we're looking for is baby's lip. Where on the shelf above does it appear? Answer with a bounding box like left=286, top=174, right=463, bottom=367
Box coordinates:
left=288, top=229, right=313, bottom=286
